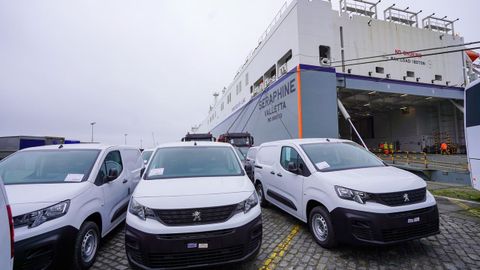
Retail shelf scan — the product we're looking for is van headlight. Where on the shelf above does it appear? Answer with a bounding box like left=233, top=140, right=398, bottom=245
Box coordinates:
left=129, top=198, right=155, bottom=221
left=13, top=200, right=70, bottom=228
left=235, top=192, right=258, bottom=214
left=335, top=186, right=370, bottom=204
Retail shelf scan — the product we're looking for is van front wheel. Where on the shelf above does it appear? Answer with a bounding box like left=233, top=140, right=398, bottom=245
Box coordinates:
left=255, top=182, right=269, bottom=208
left=308, top=206, right=337, bottom=248
left=72, top=221, right=100, bottom=269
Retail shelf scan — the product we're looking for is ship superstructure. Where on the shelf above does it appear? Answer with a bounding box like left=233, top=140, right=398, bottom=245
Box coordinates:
left=194, top=0, right=476, bottom=153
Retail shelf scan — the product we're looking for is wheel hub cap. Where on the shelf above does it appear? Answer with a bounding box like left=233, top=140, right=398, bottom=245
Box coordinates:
left=312, top=214, right=328, bottom=241
left=81, top=229, right=98, bottom=262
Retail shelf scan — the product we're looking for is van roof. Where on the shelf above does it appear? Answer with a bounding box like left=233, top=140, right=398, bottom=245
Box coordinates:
left=19, top=144, right=138, bottom=151
left=155, top=141, right=233, bottom=149
left=259, top=138, right=351, bottom=147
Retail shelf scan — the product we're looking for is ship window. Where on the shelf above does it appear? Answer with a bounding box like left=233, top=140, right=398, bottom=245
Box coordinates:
left=227, top=93, right=232, bottom=104
left=277, top=50, right=293, bottom=67
left=406, top=71, right=415, bottom=78
left=253, top=77, right=264, bottom=94
left=221, top=102, right=224, bottom=111
left=319, top=45, right=331, bottom=60
left=245, top=73, right=249, bottom=86
left=264, top=65, right=277, bottom=88
left=375, top=67, right=384, bottom=74
left=236, top=82, right=242, bottom=95
left=435, top=75, right=443, bottom=81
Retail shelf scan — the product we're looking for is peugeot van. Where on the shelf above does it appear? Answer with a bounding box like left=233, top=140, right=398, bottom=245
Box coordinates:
left=126, top=142, right=262, bottom=269
left=254, top=138, right=439, bottom=247
left=0, top=144, right=143, bottom=269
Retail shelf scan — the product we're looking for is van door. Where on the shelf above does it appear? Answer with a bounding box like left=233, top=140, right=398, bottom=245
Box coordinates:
left=97, top=150, right=130, bottom=231
left=255, top=146, right=279, bottom=188
left=270, top=146, right=308, bottom=218
left=120, top=149, right=143, bottom=190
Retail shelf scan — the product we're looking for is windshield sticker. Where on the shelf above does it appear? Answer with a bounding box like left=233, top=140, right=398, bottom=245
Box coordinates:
left=315, top=161, right=330, bottom=170
left=64, top=174, right=84, bottom=182
left=149, top=168, right=164, bottom=176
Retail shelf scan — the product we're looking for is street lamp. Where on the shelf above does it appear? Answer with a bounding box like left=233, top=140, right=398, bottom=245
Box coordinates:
left=90, top=122, right=96, bottom=142
left=124, top=133, right=128, bottom=145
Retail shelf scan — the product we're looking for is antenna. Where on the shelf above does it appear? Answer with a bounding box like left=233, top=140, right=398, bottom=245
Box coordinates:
left=151, top=132, right=157, bottom=146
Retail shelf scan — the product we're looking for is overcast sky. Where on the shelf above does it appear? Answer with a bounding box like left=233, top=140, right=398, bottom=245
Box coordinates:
left=0, top=0, right=477, bottom=148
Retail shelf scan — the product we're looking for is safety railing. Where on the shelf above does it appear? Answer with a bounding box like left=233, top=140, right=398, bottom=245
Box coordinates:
left=373, top=150, right=469, bottom=172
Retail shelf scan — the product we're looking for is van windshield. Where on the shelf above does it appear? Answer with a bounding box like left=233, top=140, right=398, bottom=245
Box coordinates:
left=145, top=146, right=243, bottom=179
left=0, top=150, right=100, bottom=185
left=141, top=150, right=153, bottom=163
left=301, top=142, right=384, bottom=172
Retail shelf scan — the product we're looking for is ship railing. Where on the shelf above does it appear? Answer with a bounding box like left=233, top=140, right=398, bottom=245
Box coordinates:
left=340, top=0, right=380, bottom=19
left=422, top=14, right=459, bottom=36
left=234, top=1, right=291, bottom=80
left=383, top=4, right=421, bottom=27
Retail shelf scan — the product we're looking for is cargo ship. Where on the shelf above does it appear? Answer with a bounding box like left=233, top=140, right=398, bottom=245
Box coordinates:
left=193, top=0, right=479, bottom=152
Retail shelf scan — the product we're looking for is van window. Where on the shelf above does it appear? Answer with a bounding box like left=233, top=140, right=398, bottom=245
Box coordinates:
left=256, top=146, right=277, bottom=166
left=0, top=150, right=100, bottom=184
left=141, top=150, right=153, bottom=164
left=146, top=146, right=243, bottom=179
left=97, top=151, right=123, bottom=183
left=301, top=142, right=384, bottom=172
left=280, top=147, right=305, bottom=170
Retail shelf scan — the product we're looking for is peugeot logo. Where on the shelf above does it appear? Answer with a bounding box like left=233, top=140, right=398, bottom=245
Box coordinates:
left=192, top=211, right=201, bottom=222
left=403, top=193, right=410, bottom=202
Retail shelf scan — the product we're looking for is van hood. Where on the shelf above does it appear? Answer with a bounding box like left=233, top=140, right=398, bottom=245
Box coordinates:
left=133, top=176, right=255, bottom=209
left=6, top=182, right=91, bottom=216
left=318, top=166, right=425, bottom=193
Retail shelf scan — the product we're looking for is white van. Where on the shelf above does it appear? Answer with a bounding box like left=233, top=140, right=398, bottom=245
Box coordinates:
left=254, top=138, right=439, bottom=247
left=126, top=142, right=262, bottom=269
left=0, top=177, right=14, bottom=270
left=0, top=144, right=143, bottom=269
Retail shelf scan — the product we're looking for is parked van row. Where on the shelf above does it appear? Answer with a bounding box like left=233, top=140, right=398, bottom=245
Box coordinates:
left=0, top=138, right=439, bottom=270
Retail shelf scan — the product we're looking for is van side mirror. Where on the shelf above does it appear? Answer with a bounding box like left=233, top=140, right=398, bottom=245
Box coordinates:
left=140, top=167, right=146, bottom=176
left=287, top=162, right=299, bottom=174
left=244, top=164, right=253, bottom=174
left=106, top=169, right=119, bottom=182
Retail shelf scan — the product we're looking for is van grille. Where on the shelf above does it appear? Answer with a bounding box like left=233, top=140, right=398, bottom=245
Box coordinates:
left=381, top=220, right=439, bottom=242
left=153, top=204, right=237, bottom=226
left=371, top=188, right=426, bottom=206
left=147, top=245, right=244, bottom=268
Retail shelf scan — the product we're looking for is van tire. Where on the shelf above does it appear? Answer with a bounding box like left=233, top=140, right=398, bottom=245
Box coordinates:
left=255, top=182, right=269, bottom=208
left=308, top=206, right=337, bottom=248
left=72, top=221, right=100, bottom=270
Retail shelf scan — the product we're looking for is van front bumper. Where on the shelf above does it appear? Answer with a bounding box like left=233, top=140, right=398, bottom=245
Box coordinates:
left=125, top=215, right=262, bottom=269
left=13, top=226, right=77, bottom=270
left=331, top=205, right=439, bottom=245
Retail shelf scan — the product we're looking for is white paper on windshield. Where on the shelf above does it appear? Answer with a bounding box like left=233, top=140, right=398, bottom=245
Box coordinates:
left=64, top=174, right=84, bottom=182
left=149, top=168, right=164, bottom=176
left=315, top=161, right=330, bottom=170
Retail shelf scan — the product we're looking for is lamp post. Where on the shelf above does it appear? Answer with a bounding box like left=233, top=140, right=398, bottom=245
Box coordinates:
left=90, top=122, right=96, bottom=142
left=124, top=133, right=128, bottom=145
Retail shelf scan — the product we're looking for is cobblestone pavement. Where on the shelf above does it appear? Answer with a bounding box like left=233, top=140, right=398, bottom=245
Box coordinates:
left=92, top=204, right=480, bottom=270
